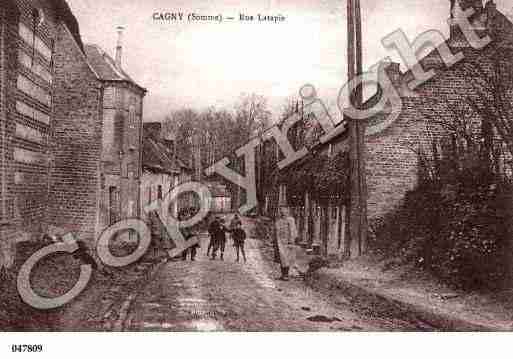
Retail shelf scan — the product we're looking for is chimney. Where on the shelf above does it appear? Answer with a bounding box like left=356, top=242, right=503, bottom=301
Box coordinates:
left=378, top=59, right=402, bottom=92
left=449, top=0, right=488, bottom=44
left=485, top=1, right=497, bottom=23
left=115, top=26, right=124, bottom=69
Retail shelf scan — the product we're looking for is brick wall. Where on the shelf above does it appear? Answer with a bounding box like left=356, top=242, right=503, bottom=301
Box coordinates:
left=98, top=82, right=143, bottom=232
left=2, top=0, right=61, bottom=239
left=1, top=3, right=19, bottom=227
left=48, top=22, right=101, bottom=241
left=364, top=45, right=513, bottom=225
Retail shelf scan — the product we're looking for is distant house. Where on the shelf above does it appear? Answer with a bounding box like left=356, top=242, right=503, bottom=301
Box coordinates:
left=206, top=182, right=232, bottom=213
left=141, top=122, right=192, bottom=220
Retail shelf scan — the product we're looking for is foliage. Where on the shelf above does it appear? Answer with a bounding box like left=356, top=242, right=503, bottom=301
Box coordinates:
left=313, top=152, right=350, bottom=204
left=274, top=151, right=350, bottom=206
left=163, top=93, right=272, bottom=170
left=370, top=141, right=513, bottom=290
left=372, top=51, right=513, bottom=291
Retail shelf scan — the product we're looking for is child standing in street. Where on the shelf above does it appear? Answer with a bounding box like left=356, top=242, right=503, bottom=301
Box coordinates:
left=231, top=222, right=247, bottom=263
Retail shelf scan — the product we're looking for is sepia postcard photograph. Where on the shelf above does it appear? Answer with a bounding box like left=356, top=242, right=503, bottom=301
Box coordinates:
left=1, top=0, right=513, bottom=357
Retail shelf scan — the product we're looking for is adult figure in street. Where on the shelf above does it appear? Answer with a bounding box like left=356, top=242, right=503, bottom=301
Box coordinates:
left=148, top=210, right=171, bottom=260
left=275, top=206, right=299, bottom=281
left=179, top=210, right=200, bottom=261
left=231, top=221, right=247, bottom=263
left=180, top=231, right=199, bottom=261
left=207, top=216, right=221, bottom=257
left=207, top=215, right=220, bottom=257
left=229, top=213, right=242, bottom=252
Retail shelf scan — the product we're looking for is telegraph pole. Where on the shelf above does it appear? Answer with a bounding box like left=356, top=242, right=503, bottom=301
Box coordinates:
left=346, top=0, right=367, bottom=258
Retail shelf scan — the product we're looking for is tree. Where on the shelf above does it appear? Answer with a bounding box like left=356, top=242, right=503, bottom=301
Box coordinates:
left=164, top=94, right=273, bottom=211
left=235, top=93, right=272, bottom=138
left=462, top=47, right=513, bottom=161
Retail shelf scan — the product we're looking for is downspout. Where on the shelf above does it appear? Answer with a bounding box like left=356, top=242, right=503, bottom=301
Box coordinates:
left=44, top=43, right=54, bottom=234
left=95, top=82, right=104, bottom=239
left=137, top=91, right=145, bottom=218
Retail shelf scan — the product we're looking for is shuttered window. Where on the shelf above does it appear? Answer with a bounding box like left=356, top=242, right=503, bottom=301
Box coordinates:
left=18, top=50, right=52, bottom=84
left=15, top=123, right=44, bottom=144
left=13, top=148, right=47, bottom=165
left=128, top=104, right=137, bottom=150
left=16, top=101, right=50, bottom=125
left=18, top=22, right=52, bottom=62
left=109, top=186, right=120, bottom=225
left=17, top=74, right=51, bottom=106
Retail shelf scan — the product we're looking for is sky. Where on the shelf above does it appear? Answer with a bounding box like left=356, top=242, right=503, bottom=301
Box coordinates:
left=66, top=0, right=512, bottom=122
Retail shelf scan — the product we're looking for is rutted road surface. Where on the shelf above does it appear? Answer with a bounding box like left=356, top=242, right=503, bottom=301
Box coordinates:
left=125, top=218, right=434, bottom=331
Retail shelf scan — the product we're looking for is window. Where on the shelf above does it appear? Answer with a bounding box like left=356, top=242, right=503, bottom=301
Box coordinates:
left=128, top=104, right=137, bottom=150
left=127, top=163, right=136, bottom=178
left=158, top=185, right=162, bottom=200
left=148, top=186, right=152, bottom=205
left=103, top=87, right=115, bottom=107
left=18, top=22, right=52, bottom=62
left=13, top=148, right=47, bottom=165
left=102, top=109, right=116, bottom=153
left=109, top=186, right=120, bottom=225
left=18, top=50, right=52, bottom=84
left=16, top=100, right=50, bottom=125
left=17, top=74, right=51, bottom=106
left=15, top=123, right=43, bottom=144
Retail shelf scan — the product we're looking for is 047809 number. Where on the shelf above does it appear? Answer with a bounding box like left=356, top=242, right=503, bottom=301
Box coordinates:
left=11, top=345, right=43, bottom=353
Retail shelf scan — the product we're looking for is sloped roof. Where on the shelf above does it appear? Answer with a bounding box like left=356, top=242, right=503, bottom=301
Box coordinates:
left=314, top=8, right=513, bottom=148
left=142, top=137, right=177, bottom=175
left=84, top=44, right=146, bottom=92
left=142, top=134, right=191, bottom=175
left=50, top=0, right=84, bottom=52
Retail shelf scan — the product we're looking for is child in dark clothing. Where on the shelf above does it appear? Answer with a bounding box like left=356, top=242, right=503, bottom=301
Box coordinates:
left=231, top=222, right=247, bottom=263
left=213, top=218, right=228, bottom=260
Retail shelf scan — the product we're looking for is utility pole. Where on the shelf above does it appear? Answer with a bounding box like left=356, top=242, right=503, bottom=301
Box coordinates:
left=346, top=0, right=367, bottom=258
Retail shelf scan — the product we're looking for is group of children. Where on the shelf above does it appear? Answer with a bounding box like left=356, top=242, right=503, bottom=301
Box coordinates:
left=178, top=213, right=247, bottom=262
left=206, top=214, right=247, bottom=262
